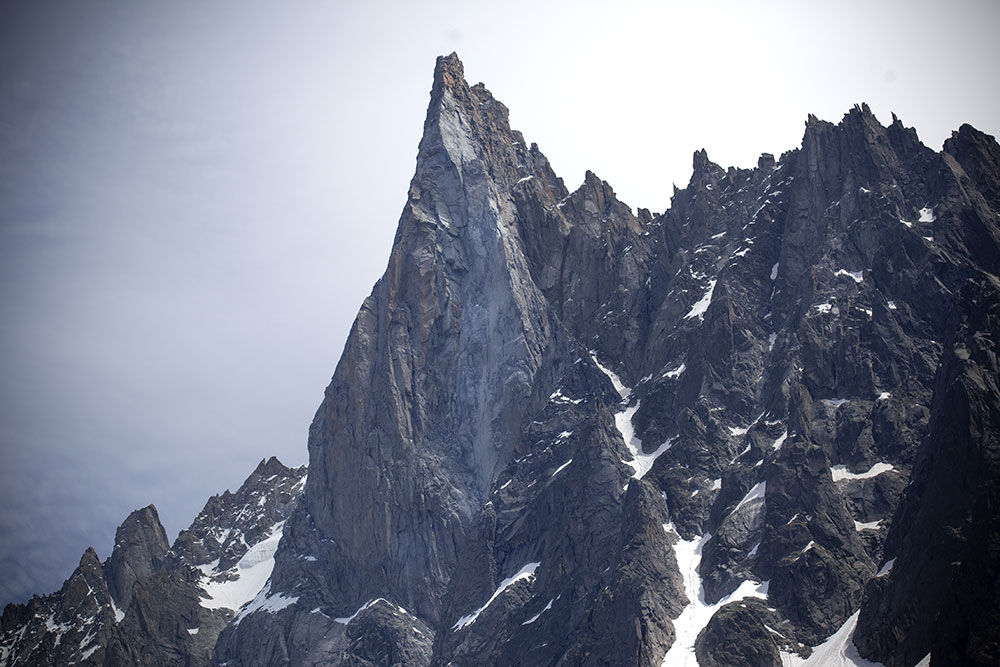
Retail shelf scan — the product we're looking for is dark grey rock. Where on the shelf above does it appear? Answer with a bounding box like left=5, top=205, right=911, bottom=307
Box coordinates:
left=104, top=505, right=170, bottom=611
left=694, top=601, right=782, bottom=667
left=855, top=278, right=1000, bottom=667
left=0, top=461, right=304, bottom=667
left=5, top=53, right=999, bottom=667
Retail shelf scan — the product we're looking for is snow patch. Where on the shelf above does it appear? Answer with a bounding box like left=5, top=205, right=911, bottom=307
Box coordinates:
left=550, top=459, right=573, bottom=478
left=521, top=598, right=554, bottom=625
left=234, top=583, right=298, bottom=624
left=660, top=524, right=769, bottom=666
left=919, top=206, right=935, bottom=222
left=549, top=389, right=583, bottom=405
left=877, top=558, right=896, bottom=577
left=814, top=303, right=834, bottom=314
left=590, top=352, right=630, bottom=401
left=854, top=520, right=881, bottom=531
left=768, top=332, right=777, bottom=351
left=831, top=463, right=894, bottom=482
left=684, top=280, right=717, bottom=320
left=200, top=522, right=285, bottom=612
left=773, top=430, right=788, bottom=451
left=187, top=627, right=199, bottom=635
left=782, top=611, right=884, bottom=666
left=877, top=392, right=891, bottom=401
left=630, top=436, right=677, bottom=479
left=663, top=363, right=686, bottom=379
left=110, top=597, right=125, bottom=624
left=733, top=482, right=766, bottom=514
left=730, top=442, right=752, bottom=464
left=770, top=262, right=779, bottom=280
left=453, top=562, right=540, bottom=630
left=591, top=351, right=672, bottom=479
left=835, top=269, right=864, bottom=283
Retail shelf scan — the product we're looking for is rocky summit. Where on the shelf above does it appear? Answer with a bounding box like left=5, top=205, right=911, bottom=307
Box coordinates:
left=3, top=53, right=999, bottom=667
left=1, top=459, right=305, bottom=666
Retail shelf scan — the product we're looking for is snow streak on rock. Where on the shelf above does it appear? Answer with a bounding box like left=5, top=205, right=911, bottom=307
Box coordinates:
left=453, top=562, right=540, bottom=630
left=660, top=523, right=769, bottom=667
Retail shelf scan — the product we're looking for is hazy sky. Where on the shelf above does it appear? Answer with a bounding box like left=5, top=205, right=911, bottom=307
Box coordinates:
left=1, top=0, right=998, bottom=605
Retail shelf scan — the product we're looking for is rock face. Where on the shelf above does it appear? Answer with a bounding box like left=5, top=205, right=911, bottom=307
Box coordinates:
left=0, top=458, right=305, bottom=666
left=214, top=55, right=1000, bottom=666
left=854, top=277, right=1000, bottom=667
left=4, top=54, right=1000, bottom=666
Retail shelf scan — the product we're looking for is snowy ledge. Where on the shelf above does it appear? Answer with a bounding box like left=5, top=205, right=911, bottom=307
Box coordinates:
left=453, top=562, right=540, bottom=630
left=831, top=463, right=894, bottom=482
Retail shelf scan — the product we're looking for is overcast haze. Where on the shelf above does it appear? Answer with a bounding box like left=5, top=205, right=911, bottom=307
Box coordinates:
left=2, top=0, right=998, bottom=606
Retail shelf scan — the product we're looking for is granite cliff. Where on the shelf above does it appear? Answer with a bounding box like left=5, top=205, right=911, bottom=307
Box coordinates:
left=3, top=53, right=998, bottom=667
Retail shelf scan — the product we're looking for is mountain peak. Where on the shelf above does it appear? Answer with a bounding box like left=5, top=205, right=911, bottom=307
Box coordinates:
left=7, top=54, right=1000, bottom=667
left=251, top=455, right=290, bottom=477
left=80, top=546, right=101, bottom=568
left=431, top=51, right=466, bottom=97
left=692, top=147, right=711, bottom=171
left=113, top=505, right=167, bottom=549
left=106, top=504, right=169, bottom=609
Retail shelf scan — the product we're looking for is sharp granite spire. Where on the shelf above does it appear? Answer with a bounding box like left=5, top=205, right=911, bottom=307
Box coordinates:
left=4, top=53, right=999, bottom=667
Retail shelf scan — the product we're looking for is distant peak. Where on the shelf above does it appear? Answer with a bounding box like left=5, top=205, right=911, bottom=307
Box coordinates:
left=433, top=52, right=466, bottom=92
left=953, top=123, right=996, bottom=143
left=692, top=148, right=710, bottom=171
left=80, top=546, right=101, bottom=567
left=127, top=504, right=161, bottom=527
left=114, top=505, right=168, bottom=549
left=249, top=456, right=293, bottom=481
left=255, top=455, right=286, bottom=472
left=579, top=170, right=624, bottom=203
left=438, top=51, right=463, bottom=69
left=849, top=101, right=874, bottom=117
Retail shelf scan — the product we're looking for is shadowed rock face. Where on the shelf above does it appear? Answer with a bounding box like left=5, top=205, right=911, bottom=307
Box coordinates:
left=4, top=54, right=999, bottom=667
left=854, top=277, right=1000, bottom=667
left=105, top=506, right=170, bottom=611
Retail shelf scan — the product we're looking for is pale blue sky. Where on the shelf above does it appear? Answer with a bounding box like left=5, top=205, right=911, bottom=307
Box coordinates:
left=1, top=0, right=997, bottom=604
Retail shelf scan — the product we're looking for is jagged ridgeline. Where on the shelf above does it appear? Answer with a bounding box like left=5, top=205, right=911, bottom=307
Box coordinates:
left=3, top=53, right=999, bottom=667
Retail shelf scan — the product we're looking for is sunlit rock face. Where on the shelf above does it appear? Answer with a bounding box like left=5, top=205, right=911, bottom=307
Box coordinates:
left=5, top=53, right=999, bottom=667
